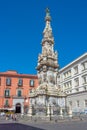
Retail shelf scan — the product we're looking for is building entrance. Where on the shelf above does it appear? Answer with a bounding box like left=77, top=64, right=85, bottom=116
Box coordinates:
left=15, top=103, right=21, bottom=113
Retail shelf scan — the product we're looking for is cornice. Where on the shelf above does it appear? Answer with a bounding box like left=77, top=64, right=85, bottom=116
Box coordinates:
left=59, top=52, right=87, bottom=73
left=0, top=73, right=38, bottom=79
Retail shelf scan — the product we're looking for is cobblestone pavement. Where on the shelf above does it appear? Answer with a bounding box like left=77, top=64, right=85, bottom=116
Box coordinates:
left=0, top=117, right=87, bottom=130
left=0, top=121, right=87, bottom=130
left=18, top=120, right=87, bottom=130
left=0, top=123, right=44, bottom=130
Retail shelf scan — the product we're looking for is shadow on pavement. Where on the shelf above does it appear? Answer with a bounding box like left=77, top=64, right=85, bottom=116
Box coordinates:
left=0, top=123, right=44, bottom=130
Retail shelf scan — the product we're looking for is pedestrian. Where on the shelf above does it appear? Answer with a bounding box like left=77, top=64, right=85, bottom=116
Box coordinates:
left=11, top=114, right=14, bottom=120
left=15, top=115, right=16, bottom=121
left=5, top=115, right=8, bottom=120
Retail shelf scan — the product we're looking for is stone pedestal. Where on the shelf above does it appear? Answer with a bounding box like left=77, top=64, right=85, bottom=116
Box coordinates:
left=27, top=105, right=32, bottom=117
left=47, top=104, right=50, bottom=117
left=60, top=107, right=63, bottom=118
left=68, top=107, right=72, bottom=117
left=51, top=106, right=53, bottom=116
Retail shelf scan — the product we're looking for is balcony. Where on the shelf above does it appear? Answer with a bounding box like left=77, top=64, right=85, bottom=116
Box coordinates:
left=4, top=104, right=10, bottom=108
left=12, top=95, right=24, bottom=99
left=4, top=95, right=10, bottom=98
left=18, top=83, right=23, bottom=87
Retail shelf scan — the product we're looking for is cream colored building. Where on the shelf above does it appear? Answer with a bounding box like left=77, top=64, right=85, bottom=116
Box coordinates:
left=58, top=53, right=87, bottom=113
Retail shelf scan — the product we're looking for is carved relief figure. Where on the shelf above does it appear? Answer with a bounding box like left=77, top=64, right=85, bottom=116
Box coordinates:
left=55, top=51, right=58, bottom=59
left=44, top=29, right=49, bottom=38
left=43, top=47, right=47, bottom=56
left=38, top=76, right=42, bottom=84
left=38, top=54, right=42, bottom=61
left=48, top=73, right=55, bottom=84
left=48, top=48, right=52, bottom=56
left=48, top=30, right=52, bottom=38
left=43, top=72, right=47, bottom=82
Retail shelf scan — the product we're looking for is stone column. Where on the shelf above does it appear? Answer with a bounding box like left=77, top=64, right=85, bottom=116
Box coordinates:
left=68, top=107, right=72, bottom=117
left=27, top=104, right=32, bottom=117
left=47, top=104, right=50, bottom=117
left=51, top=106, right=53, bottom=116
left=60, top=107, right=63, bottom=117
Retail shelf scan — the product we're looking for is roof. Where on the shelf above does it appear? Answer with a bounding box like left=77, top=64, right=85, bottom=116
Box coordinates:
left=0, top=70, right=38, bottom=79
left=59, top=52, right=87, bottom=73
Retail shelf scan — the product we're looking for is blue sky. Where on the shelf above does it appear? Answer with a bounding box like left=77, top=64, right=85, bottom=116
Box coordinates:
left=0, top=0, right=87, bottom=74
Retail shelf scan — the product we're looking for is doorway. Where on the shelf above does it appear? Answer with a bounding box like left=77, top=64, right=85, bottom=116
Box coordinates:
left=15, top=103, right=21, bottom=113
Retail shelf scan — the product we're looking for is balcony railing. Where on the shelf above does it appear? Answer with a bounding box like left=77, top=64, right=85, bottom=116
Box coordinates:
left=4, top=95, right=10, bottom=98
left=4, top=104, right=10, bottom=108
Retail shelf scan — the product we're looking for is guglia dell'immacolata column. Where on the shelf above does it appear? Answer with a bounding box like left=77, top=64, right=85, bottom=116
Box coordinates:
left=36, top=8, right=59, bottom=90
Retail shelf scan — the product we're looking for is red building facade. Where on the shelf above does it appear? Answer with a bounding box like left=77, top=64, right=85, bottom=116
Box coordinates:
left=0, top=70, right=38, bottom=113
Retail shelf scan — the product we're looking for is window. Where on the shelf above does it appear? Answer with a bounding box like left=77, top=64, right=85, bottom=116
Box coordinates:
left=70, top=90, right=72, bottom=93
left=4, top=100, right=9, bottom=107
left=64, top=70, right=71, bottom=79
left=74, top=78, right=79, bottom=87
left=17, top=90, right=22, bottom=97
left=6, top=78, right=11, bottom=86
left=82, top=75, right=87, bottom=84
left=74, top=66, right=78, bottom=74
left=18, top=78, right=23, bottom=86
left=30, top=89, right=32, bottom=93
left=82, top=61, right=87, bottom=71
left=30, top=80, right=34, bottom=87
left=83, top=86, right=86, bottom=91
left=76, top=100, right=79, bottom=107
left=64, top=81, right=72, bottom=89
left=85, top=100, right=87, bottom=107
left=69, top=81, right=72, bottom=88
left=4, top=90, right=10, bottom=97
left=75, top=88, right=79, bottom=92
left=69, top=101, right=72, bottom=107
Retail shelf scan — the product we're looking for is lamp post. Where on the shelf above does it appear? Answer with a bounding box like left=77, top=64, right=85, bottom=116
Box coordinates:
left=47, top=103, right=51, bottom=121
left=49, top=105, right=51, bottom=121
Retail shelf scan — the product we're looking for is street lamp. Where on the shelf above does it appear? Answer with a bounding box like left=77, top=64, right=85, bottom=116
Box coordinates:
left=49, top=105, right=51, bottom=121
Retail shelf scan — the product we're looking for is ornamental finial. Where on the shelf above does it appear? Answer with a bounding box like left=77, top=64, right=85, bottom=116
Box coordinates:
left=46, top=8, right=50, bottom=16
left=45, top=8, right=51, bottom=21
